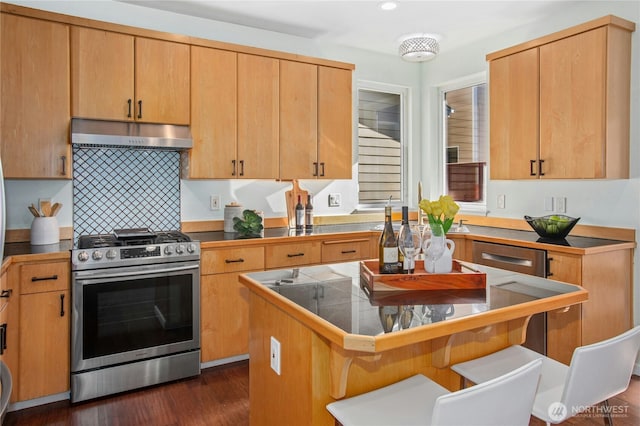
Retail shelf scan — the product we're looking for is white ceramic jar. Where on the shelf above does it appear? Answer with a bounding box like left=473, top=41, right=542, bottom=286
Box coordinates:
left=30, top=216, right=60, bottom=245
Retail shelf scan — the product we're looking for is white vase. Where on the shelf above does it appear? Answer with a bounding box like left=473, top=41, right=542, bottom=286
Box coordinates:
left=425, top=238, right=455, bottom=273
left=30, top=216, right=60, bottom=245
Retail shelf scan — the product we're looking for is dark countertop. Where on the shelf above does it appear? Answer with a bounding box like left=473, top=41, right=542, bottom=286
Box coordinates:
left=242, top=261, right=587, bottom=337
left=2, top=221, right=632, bottom=262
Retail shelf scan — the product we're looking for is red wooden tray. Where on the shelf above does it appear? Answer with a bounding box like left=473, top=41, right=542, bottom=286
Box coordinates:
left=360, top=259, right=486, bottom=292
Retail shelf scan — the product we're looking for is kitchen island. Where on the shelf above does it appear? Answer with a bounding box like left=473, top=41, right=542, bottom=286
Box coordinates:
left=240, top=261, right=588, bottom=426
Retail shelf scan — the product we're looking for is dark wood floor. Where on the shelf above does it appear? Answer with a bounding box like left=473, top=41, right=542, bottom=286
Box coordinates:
left=4, top=361, right=639, bottom=425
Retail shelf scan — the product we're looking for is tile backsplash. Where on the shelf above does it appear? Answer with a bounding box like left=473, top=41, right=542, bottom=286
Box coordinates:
left=72, top=146, right=181, bottom=245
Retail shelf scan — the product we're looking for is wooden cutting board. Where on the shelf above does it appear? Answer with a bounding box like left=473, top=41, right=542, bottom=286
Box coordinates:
left=284, top=180, right=308, bottom=229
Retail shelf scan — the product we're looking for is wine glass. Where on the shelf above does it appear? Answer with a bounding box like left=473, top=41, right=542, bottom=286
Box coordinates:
left=398, top=224, right=421, bottom=273
left=423, top=223, right=446, bottom=273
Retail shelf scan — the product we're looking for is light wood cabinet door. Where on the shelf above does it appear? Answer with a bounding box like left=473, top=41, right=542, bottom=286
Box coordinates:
left=488, top=48, right=539, bottom=180
left=71, top=26, right=134, bottom=121
left=201, top=246, right=265, bottom=275
left=189, top=46, right=237, bottom=178
left=18, top=290, right=70, bottom=401
left=539, top=28, right=607, bottom=179
left=1, top=14, right=70, bottom=179
left=201, top=272, right=251, bottom=362
left=0, top=266, right=18, bottom=404
left=135, top=37, right=190, bottom=124
left=321, top=238, right=370, bottom=263
left=237, top=54, right=279, bottom=179
left=266, top=241, right=321, bottom=269
left=279, top=60, right=318, bottom=180
left=546, top=251, right=581, bottom=285
left=318, top=66, right=352, bottom=179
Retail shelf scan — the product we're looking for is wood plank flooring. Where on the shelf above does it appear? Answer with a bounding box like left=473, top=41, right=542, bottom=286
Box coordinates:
left=4, top=361, right=639, bottom=425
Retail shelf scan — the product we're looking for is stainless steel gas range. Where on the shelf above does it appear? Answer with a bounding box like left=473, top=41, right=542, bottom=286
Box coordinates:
left=70, top=228, right=201, bottom=403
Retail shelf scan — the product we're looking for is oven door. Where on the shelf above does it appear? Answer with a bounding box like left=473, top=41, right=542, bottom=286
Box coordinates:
left=72, top=261, right=200, bottom=373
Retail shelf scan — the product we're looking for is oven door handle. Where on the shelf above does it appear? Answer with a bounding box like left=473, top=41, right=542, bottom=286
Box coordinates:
left=74, top=263, right=199, bottom=281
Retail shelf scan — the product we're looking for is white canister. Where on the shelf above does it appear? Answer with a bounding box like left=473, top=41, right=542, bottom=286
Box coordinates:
left=31, top=216, right=60, bottom=245
left=224, top=202, right=243, bottom=233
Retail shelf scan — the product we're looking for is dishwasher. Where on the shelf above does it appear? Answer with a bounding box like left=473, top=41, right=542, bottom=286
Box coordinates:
left=472, top=241, right=547, bottom=355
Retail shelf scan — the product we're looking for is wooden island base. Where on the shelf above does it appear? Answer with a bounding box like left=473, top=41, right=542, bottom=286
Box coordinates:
left=246, top=292, right=583, bottom=425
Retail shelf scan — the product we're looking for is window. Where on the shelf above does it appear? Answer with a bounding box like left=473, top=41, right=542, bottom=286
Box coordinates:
left=441, top=77, right=488, bottom=210
left=357, top=83, right=408, bottom=207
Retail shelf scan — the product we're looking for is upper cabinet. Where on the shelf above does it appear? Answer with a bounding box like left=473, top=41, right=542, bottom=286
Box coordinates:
left=488, top=16, right=635, bottom=180
left=279, top=63, right=353, bottom=180
left=71, top=26, right=190, bottom=125
left=0, top=14, right=71, bottom=179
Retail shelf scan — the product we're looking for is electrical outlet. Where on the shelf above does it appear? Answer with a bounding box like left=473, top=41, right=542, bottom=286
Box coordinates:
left=210, top=195, right=220, bottom=211
left=497, top=194, right=505, bottom=209
left=270, top=336, right=281, bottom=375
left=544, top=197, right=554, bottom=212
left=328, top=193, right=341, bottom=207
left=555, top=197, right=566, bottom=213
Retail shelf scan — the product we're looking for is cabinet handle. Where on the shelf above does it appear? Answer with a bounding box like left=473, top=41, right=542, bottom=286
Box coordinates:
left=127, top=99, right=132, bottom=118
left=137, top=100, right=143, bottom=119
left=287, top=253, right=305, bottom=258
left=539, top=159, right=545, bottom=176
left=61, top=156, right=67, bottom=176
left=341, top=250, right=357, bottom=254
left=225, top=258, right=245, bottom=264
left=60, top=294, right=65, bottom=317
left=320, top=162, right=325, bottom=177
left=31, top=274, right=58, bottom=282
left=529, top=160, right=536, bottom=176
left=313, top=162, right=318, bottom=177
left=0, top=323, right=6, bottom=354
left=232, top=160, right=237, bottom=176
left=546, top=257, right=553, bottom=277
left=0, top=289, right=12, bottom=298
left=239, top=160, right=245, bottom=176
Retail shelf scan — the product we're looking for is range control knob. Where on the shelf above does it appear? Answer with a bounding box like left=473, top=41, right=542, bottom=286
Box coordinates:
left=187, top=243, right=196, bottom=253
left=92, top=250, right=103, bottom=261
left=77, top=251, right=89, bottom=262
left=106, top=249, right=117, bottom=260
left=176, top=244, right=185, bottom=254
left=164, top=245, right=174, bottom=255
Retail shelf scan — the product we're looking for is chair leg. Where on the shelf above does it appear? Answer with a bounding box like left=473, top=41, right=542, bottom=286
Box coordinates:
left=602, top=399, right=613, bottom=426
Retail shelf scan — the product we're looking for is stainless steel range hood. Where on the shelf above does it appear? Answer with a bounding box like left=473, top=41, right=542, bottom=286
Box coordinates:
left=71, top=118, right=192, bottom=150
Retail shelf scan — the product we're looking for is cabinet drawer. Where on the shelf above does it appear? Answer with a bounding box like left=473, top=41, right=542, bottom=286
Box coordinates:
left=20, top=262, right=69, bottom=294
left=321, top=238, right=370, bottom=263
left=266, top=241, right=321, bottom=269
left=202, top=247, right=265, bottom=275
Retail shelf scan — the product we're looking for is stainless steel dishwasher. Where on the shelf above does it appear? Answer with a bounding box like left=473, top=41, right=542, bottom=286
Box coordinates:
left=472, top=240, right=547, bottom=355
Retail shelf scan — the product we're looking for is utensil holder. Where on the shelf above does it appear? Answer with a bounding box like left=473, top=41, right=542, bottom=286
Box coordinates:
left=31, top=216, right=60, bottom=245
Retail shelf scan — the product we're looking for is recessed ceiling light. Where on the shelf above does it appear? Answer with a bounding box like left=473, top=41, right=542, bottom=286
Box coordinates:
left=379, top=1, right=398, bottom=11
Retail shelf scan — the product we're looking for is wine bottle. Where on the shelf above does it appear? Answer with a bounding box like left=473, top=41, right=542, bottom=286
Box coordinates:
left=305, top=194, right=314, bottom=233
left=398, top=206, right=414, bottom=274
left=295, top=195, right=304, bottom=232
left=378, top=205, right=399, bottom=274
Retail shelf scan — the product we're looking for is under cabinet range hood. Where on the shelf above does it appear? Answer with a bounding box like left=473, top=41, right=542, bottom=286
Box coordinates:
left=71, top=118, right=192, bottom=150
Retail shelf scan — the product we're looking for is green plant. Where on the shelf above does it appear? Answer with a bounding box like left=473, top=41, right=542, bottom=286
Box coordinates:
left=233, top=209, right=264, bottom=238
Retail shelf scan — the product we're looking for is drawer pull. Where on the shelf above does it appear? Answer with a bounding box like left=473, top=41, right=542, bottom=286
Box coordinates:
left=60, top=294, right=65, bottom=317
left=31, top=274, right=58, bottom=282
left=341, top=250, right=357, bottom=254
left=0, top=323, right=6, bottom=354
left=0, top=289, right=12, bottom=298
left=225, top=258, right=245, bottom=264
left=287, top=253, right=305, bottom=258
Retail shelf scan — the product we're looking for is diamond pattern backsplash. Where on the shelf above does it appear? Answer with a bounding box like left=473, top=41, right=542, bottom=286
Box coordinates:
left=73, top=146, right=181, bottom=245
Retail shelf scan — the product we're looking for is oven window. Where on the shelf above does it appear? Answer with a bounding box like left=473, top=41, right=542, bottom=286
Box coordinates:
left=82, top=274, right=193, bottom=359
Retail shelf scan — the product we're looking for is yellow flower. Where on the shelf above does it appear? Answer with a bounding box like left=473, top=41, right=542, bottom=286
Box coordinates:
left=419, top=195, right=460, bottom=234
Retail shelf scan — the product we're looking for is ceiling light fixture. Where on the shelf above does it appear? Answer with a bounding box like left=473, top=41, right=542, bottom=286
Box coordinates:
left=379, top=1, right=398, bottom=11
left=399, top=35, right=440, bottom=62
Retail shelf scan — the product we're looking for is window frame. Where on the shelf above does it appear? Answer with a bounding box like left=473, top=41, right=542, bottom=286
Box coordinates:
left=356, top=80, right=411, bottom=210
left=438, top=72, right=488, bottom=214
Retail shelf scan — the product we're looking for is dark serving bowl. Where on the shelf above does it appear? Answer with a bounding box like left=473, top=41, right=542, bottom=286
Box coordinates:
left=524, top=215, right=580, bottom=239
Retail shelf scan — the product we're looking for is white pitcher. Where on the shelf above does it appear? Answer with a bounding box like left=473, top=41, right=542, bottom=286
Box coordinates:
left=425, top=238, right=455, bottom=273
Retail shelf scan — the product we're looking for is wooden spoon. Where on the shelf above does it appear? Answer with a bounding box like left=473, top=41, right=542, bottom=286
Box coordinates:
left=50, top=202, right=62, bottom=216
left=28, top=204, right=41, bottom=217
left=40, top=200, right=51, bottom=217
